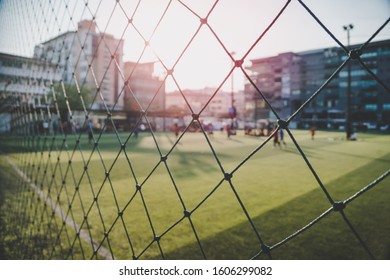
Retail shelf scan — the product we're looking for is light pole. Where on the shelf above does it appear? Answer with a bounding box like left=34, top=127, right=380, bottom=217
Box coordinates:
left=229, top=51, right=237, bottom=128
left=230, top=51, right=236, bottom=108
left=343, top=24, right=353, bottom=139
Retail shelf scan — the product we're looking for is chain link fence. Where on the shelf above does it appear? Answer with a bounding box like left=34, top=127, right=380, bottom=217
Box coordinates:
left=0, top=0, right=389, bottom=260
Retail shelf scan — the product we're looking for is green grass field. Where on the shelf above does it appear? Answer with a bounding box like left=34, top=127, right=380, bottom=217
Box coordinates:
left=1, top=129, right=389, bottom=259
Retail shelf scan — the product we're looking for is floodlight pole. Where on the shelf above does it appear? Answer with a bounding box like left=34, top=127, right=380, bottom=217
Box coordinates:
left=343, top=24, right=353, bottom=140
left=230, top=51, right=236, bottom=108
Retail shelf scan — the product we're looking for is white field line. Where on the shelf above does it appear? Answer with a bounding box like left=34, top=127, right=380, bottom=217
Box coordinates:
left=5, top=155, right=113, bottom=260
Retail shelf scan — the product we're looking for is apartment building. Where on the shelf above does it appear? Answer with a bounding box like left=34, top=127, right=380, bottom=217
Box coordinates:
left=0, top=52, right=60, bottom=97
left=0, top=52, right=61, bottom=133
left=34, top=20, right=124, bottom=110
left=245, top=39, right=390, bottom=130
left=123, top=61, right=165, bottom=113
left=165, top=87, right=237, bottom=118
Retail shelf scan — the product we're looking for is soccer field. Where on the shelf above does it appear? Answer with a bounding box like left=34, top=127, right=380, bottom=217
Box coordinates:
left=3, top=129, right=390, bottom=259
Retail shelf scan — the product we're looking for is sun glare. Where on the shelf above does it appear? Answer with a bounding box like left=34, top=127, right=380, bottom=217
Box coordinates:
left=117, top=1, right=239, bottom=92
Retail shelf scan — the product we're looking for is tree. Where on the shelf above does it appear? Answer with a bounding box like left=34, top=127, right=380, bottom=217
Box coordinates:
left=51, top=83, right=93, bottom=112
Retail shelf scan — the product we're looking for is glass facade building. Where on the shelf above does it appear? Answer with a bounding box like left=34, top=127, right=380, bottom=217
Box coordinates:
left=245, top=39, right=390, bottom=130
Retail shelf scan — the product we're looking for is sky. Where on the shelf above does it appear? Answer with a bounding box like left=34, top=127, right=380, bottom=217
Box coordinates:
left=0, top=0, right=389, bottom=92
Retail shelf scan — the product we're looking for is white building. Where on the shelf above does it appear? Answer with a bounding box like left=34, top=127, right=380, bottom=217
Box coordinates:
left=0, top=52, right=61, bottom=97
left=34, top=20, right=124, bottom=110
left=0, top=52, right=61, bottom=133
left=166, top=87, right=244, bottom=119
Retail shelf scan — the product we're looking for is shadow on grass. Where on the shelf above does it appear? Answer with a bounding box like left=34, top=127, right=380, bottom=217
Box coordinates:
left=161, top=153, right=390, bottom=260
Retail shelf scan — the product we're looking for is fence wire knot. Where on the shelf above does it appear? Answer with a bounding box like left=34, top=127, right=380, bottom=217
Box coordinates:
left=261, top=244, right=271, bottom=255
left=224, top=172, right=233, bottom=181
left=277, top=119, right=288, bottom=129
left=192, top=113, right=200, bottom=121
left=349, top=49, right=362, bottom=60
left=333, top=201, right=346, bottom=212
left=184, top=210, right=191, bottom=218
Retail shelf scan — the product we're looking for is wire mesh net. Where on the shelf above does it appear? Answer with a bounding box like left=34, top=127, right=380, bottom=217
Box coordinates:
left=0, top=0, right=389, bottom=260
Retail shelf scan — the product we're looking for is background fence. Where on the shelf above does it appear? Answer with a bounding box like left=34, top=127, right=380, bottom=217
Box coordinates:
left=0, top=0, right=389, bottom=260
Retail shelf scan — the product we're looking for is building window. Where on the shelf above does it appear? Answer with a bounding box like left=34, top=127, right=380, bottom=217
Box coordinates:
left=365, top=104, right=377, bottom=110
left=339, top=69, right=377, bottom=78
left=383, top=104, right=390, bottom=110
left=339, top=81, right=376, bottom=88
left=361, top=52, right=377, bottom=58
